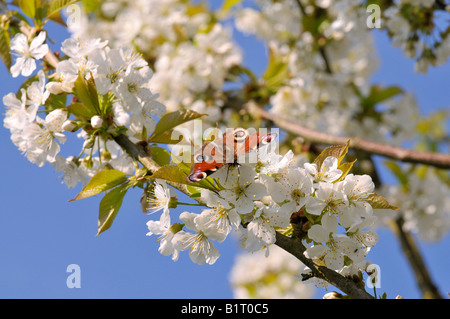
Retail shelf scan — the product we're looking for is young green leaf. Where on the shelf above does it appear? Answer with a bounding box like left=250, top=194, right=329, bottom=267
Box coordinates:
left=96, top=184, right=129, bottom=236
left=150, top=165, right=190, bottom=185
left=149, top=145, right=171, bottom=167
left=0, top=25, right=11, bottom=70
left=46, top=0, right=78, bottom=19
left=222, top=0, right=243, bottom=12
left=19, top=0, right=36, bottom=18
left=384, top=161, right=408, bottom=189
left=367, top=193, right=398, bottom=210
left=263, top=45, right=288, bottom=90
left=314, top=140, right=350, bottom=170
left=336, top=159, right=357, bottom=182
left=150, top=164, right=216, bottom=191
left=44, top=93, right=67, bottom=111
left=367, top=85, right=403, bottom=106
left=149, top=110, right=205, bottom=144
left=70, top=169, right=128, bottom=201
left=67, top=102, right=96, bottom=119
left=73, top=73, right=101, bottom=115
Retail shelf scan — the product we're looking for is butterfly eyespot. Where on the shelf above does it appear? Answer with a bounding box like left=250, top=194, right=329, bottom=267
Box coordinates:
left=195, top=154, right=205, bottom=162
left=187, top=171, right=207, bottom=183
left=195, top=154, right=213, bottom=162
left=260, top=133, right=277, bottom=145
left=233, top=128, right=248, bottom=142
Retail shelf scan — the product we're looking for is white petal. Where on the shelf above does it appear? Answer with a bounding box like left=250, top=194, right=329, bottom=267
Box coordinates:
left=304, top=244, right=327, bottom=259
left=146, top=220, right=165, bottom=236
left=234, top=197, right=255, bottom=214
left=305, top=198, right=326, bottom=215
left=10, top=57, right=26, bottom=77
left=179, top=212, right=199, bottom=231
left=20, top=58, right=37, bottom=77
left=31, top=43, right=49, bottom=60
left=10, top=33, right=28, bottom=52
left=29, top=32, right=46, bottom=51
left=308, top=225, right=330, bottom=243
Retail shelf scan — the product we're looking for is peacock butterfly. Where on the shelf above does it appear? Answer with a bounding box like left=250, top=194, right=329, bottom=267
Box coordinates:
left=186, top=128, right=278, bottom=183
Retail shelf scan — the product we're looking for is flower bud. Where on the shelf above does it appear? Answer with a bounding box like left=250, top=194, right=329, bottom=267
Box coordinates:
left=323, top=292, right=344, bottom=299
left=169, top=222, right=184, bottom=234
left=62, top=120, right=78, bottom=132
left=91, top=115, right=103, bottom=129
left=101, top=150, right=112, bottom=161
left=83, top=135, right=96, bottom=149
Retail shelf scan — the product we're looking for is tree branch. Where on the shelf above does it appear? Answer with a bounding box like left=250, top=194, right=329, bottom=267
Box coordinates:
left=390, top=217, right=443, bottom=299
left=113, top=134, right=204, bottom=204
left=274, top=232, right=374, bottom=299
left=247, top=101, right=450, bottom=169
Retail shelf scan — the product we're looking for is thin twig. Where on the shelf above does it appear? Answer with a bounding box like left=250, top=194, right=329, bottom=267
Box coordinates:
left=247, top=101, right=450, bottom=169
left=113, top=134, right=204, bottom=204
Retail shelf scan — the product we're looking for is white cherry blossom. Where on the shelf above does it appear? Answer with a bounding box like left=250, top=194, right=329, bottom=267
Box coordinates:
left=10, top=32, right=49, bottom=77
left=172, top=212, right=221, bottom=265
left=219, top=165, right=267, bottom=215
left=146, top=210, right=180, bottom=261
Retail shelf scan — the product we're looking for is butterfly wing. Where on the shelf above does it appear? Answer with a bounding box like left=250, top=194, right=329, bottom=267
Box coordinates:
left=186, top=129, right=278, bottom=183
left=186, top=136, right=227, bottom=183
left=235, top=130, right=279, bottom=159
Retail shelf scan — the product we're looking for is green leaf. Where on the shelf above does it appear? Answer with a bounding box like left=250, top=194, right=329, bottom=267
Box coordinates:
left=148, top=130, right=184, bottom=144
left=67, top=102, right=96, bottom=119
left=81, top=0, right=102, bottom=13
left=150, top=164, right=216, bottom=191
left=222, top=0, right=243, bottom=12
left=384, top=161, right=408, bottom=188
left=44, top=93, right=67, bottom=111
left=263, top=46, right=288, bottom=90
left=336, top=159, right=357, bottom=182
left=362, top=85, right=403, bottom=111
left=46, top=0, right=78, bottom=19
left=149, top=145, right=171, bottom=167
left=70, top=169, right=128, bottom=201
left=150, top=165, right=189, bottom=185
left=96, top=184, right=128, bottom=236
left=98, top=92, right=115, bottom=115
left=367, top=193, right=398, bottom=210
left=0, top=25, right=11, bottom=70
left=19, top=0, right=36, bottom=18
left=73, top=73, right=101, bottom=116
left=314, top=140, right=350, bottom=170
left=149, top=110, right=205, bottom=144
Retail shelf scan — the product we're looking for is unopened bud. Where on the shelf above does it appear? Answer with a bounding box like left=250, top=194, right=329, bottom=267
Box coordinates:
left=62, top=120, right=78, bottom=132
left=91, top=115, right=103, bottom=129
left=101, top=150, right=112, bottom=161
left=82, top=157, right=93, bottom=169
left=323, top=292, right=344, bottom=299
left=83, top=135, right=96, bottom=149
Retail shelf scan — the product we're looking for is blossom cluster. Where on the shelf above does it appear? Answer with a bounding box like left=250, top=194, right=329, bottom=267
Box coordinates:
left=68, top=0, right=242, bottom=121
left=379, top=167, right=450, bottom=242
left=3, top=32, right=165, bottom=187
left=384, top=1, right=450, bottom=73
left=234, top=0, right=419, bottom=146
left=146, top=147, right=382, bottom=284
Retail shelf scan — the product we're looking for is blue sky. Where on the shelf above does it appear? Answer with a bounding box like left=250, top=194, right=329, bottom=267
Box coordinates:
left=0, top=6, right=449, bottom=299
